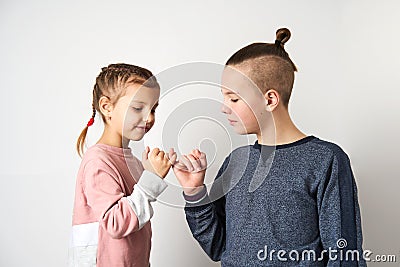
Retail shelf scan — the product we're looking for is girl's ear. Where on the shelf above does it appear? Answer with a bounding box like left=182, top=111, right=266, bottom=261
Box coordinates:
left=99, top=96, right=113, bottom=118
left=264, top=89, right=279, bottom=112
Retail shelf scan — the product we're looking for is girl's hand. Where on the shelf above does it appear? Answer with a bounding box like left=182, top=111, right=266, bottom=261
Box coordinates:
left=173, top=149, right=207, bottom=195
left=142, top=147, right=177, bottom=178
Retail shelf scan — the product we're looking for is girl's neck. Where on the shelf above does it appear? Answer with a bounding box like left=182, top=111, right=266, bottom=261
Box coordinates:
left=257, top=108, right=306, bottom=146
left=97, top=126, right=129, bottom=148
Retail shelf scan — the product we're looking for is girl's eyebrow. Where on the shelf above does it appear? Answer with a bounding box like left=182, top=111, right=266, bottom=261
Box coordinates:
left=131, top=100, right=159, bottom=108
left=131, top=100, right=146, bottom=104
left=131, top=100, right=157, bottom=105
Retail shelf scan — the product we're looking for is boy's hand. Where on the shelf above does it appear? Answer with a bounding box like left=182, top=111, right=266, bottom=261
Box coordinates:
left=142, top=147, right=177, bottom=178
left=173, top=149, right=207, bottom=195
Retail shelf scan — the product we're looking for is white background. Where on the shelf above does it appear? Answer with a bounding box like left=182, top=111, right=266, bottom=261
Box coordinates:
left=1, top=0, right=399, bottom=266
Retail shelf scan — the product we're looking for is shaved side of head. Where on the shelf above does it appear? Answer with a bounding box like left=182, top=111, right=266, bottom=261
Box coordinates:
left=235, top=56, right=295, bottom=107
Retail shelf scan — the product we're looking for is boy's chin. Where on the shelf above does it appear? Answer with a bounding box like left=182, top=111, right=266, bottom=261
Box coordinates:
left=231, top=125, right=255, bottom=135
left=233, top=128, right=253, bottom=135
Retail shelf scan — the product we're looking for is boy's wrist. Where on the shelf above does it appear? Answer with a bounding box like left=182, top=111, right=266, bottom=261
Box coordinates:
left=183, top=185, right=207, bottom=203
left=183, top=185, right=205, bottom=196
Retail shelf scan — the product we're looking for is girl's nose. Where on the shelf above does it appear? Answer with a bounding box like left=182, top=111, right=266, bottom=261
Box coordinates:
left=144, top=112, right=154, bottom=123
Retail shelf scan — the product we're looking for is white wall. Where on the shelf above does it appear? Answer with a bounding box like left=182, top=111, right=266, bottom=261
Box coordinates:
left=0, top=0, right=399, bottom=266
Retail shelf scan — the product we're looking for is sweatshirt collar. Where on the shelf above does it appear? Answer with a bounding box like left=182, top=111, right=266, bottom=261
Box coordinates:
left=253, top=136, right=316, bottom=151
left=95, top=143, right=134, bottom=158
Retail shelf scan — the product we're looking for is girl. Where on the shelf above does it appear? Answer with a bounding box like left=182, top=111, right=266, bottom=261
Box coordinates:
left=70, top=63, right=176, bottom=267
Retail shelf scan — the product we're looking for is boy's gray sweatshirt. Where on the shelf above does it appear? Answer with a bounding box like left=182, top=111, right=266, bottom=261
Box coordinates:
left=184, top=136, right=366, bottom=266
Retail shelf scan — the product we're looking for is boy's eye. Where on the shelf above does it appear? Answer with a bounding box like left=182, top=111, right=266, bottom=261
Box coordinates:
left=230, top=99, right=239, bottom=103
left=133, top=107, right=143, bottom=111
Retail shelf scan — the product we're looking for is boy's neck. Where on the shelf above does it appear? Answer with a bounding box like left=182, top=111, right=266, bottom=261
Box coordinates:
left=257, top=107, right=306, bottom=146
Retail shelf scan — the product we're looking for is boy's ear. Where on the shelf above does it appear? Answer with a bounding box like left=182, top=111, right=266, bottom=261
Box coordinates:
left=264, top=89, right=279, bottom=112
left=99, top=96, right=113, bottom=118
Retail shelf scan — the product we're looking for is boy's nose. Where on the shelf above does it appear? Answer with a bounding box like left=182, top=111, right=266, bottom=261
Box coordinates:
left=221, top=103, right=231, bottom=114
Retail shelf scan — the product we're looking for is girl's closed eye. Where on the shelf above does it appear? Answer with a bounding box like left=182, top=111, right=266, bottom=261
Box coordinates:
left=230, top=98, right=239, bottom=103
left=132, top=106, right=143, bottom=112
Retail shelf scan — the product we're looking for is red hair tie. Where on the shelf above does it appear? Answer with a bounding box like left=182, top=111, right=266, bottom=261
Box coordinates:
left=87, top=117, right=95, bottom=127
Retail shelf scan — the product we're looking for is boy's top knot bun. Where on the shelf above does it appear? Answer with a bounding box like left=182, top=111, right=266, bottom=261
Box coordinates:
left=275, top=28, right=291, bottom=48
left=225, top=27, right=297, bottom=71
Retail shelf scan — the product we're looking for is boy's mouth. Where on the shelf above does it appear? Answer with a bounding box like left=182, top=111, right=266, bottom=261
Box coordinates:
left=228, top=119, right=237, bottom=125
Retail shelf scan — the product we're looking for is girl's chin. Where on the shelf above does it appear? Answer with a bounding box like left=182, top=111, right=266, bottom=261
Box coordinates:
left=124, top=133, right=145, bottom=142
left=132, top=134, right=146, bottom=141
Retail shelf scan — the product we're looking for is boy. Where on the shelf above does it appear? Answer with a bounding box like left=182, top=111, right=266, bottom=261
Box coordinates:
left=173, top=28, right=365, bottom=266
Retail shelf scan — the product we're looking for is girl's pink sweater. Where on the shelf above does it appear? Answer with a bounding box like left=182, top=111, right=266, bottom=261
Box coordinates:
left=70, top=144, right=167, bottom=267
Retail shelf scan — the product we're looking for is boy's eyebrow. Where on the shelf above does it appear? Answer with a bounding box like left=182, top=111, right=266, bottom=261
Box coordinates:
left=220, top=89, right=238, bottom=95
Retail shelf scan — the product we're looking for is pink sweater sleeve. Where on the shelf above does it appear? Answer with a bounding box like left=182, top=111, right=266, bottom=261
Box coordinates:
left=83, top=159, right=140, bottom=239
left=82, top=159, right=167, bottom=240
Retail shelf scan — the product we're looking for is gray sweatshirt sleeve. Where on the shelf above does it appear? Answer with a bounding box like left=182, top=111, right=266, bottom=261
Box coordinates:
left=184, top=156, right=231, bottom=261
left=317, top=150, right=366, bottom=266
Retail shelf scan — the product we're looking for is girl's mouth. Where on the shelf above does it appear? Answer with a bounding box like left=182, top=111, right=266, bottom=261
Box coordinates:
left=136, top=126, right=151, bottom=132
left=136, top=126, right=146, bottom=131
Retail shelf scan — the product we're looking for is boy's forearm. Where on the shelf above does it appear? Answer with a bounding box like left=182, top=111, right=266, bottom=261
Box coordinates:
left=184, top=195, right=226, bottom=261
left=318, top=154, right=366, bottom=266
left=182, top=155, right=230, bottom=261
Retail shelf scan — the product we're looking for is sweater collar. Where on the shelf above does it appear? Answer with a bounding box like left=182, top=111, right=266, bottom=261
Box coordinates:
left=95, top=143, right=134, bottom=158
left=253, top=136, right=316, bottom=151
